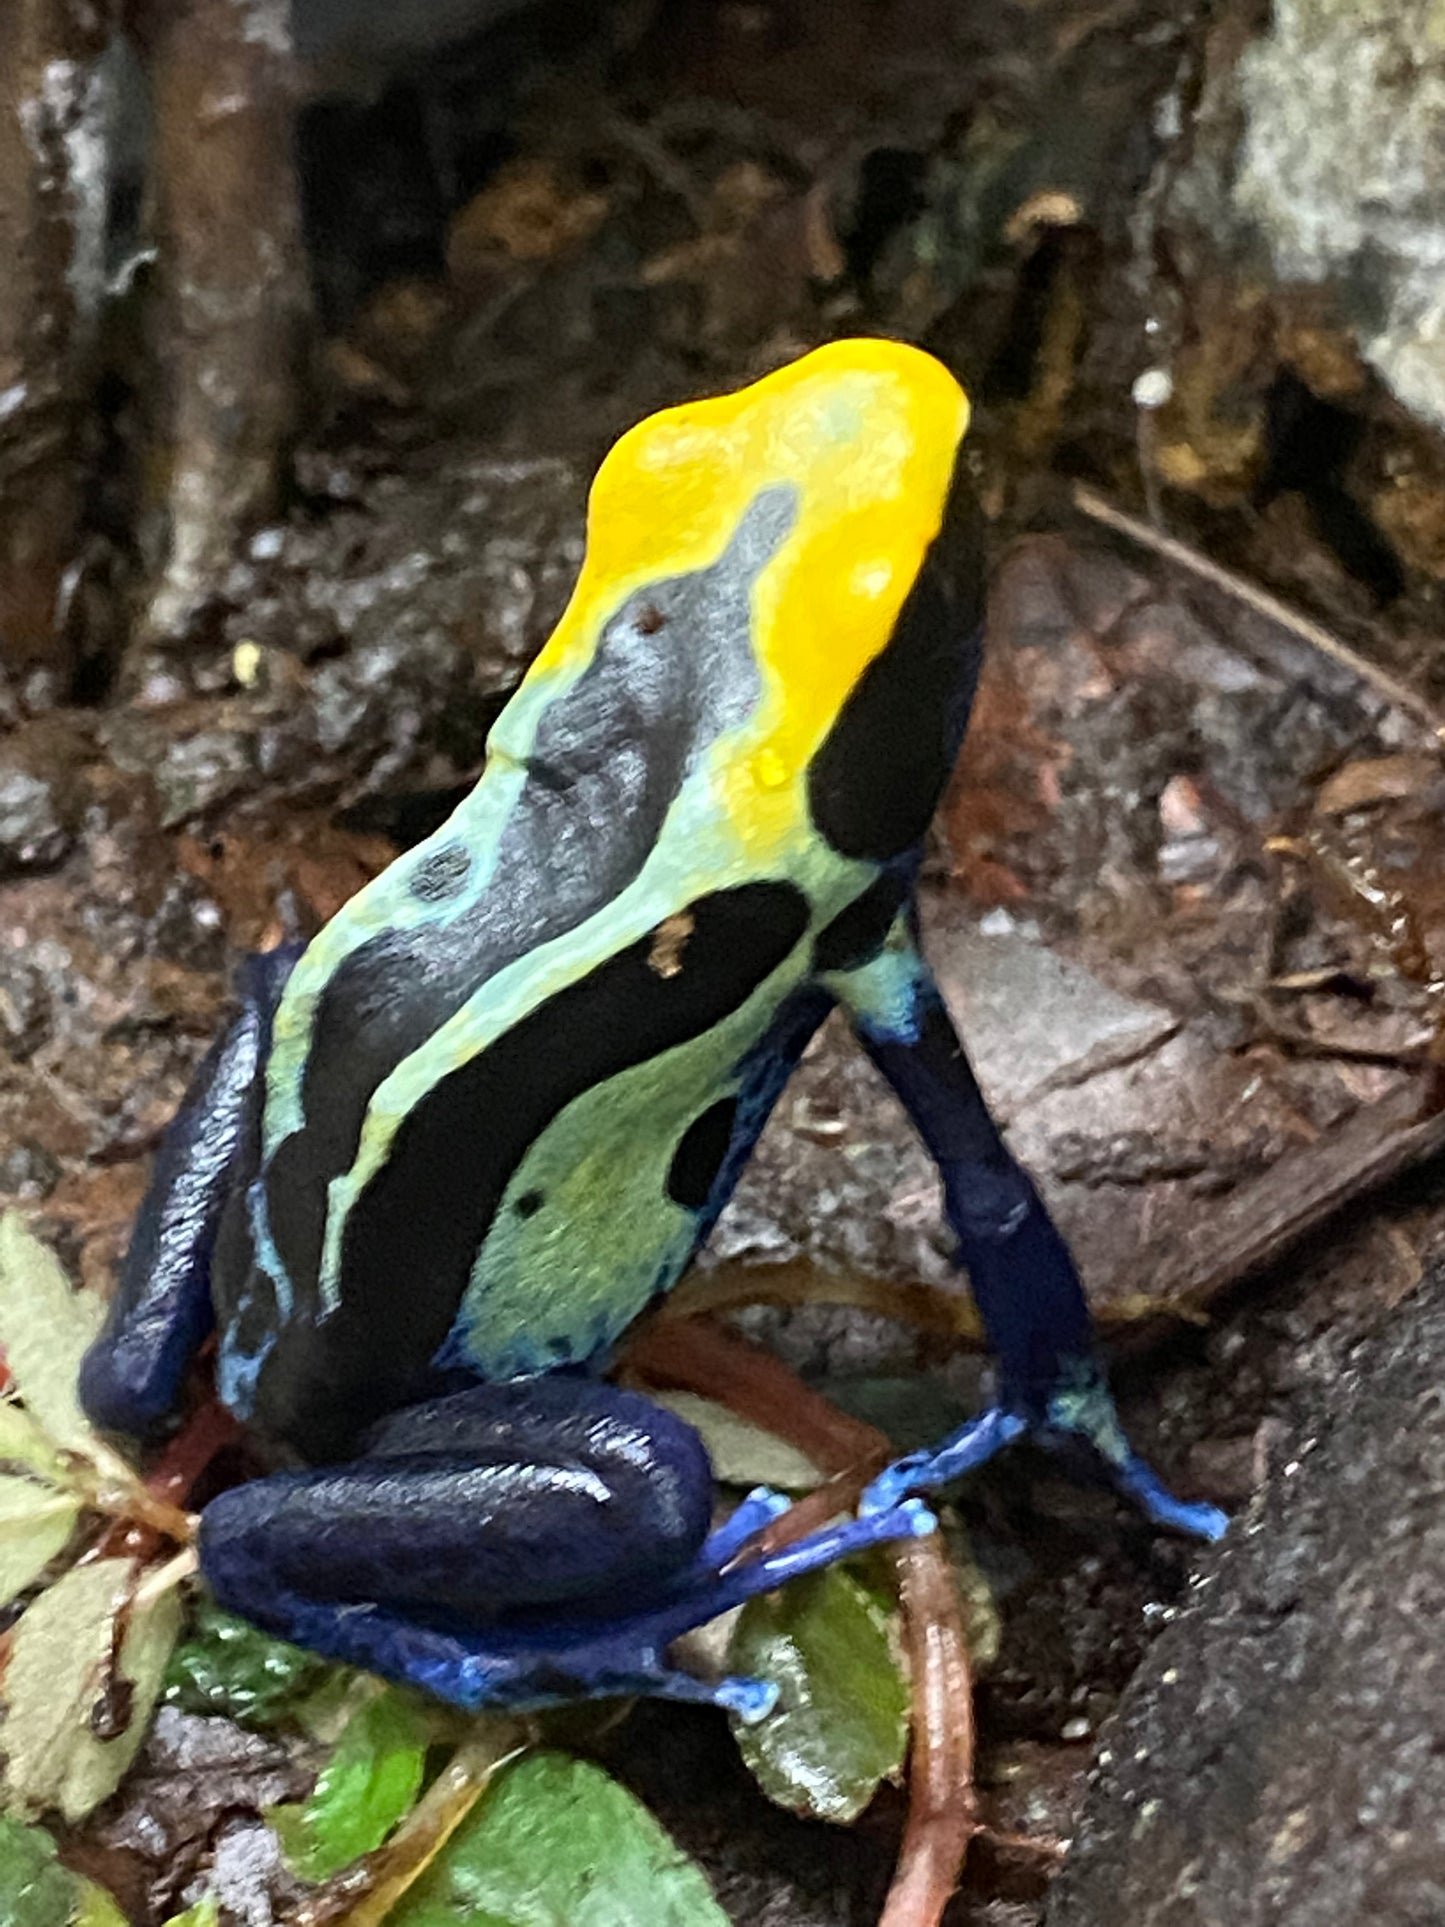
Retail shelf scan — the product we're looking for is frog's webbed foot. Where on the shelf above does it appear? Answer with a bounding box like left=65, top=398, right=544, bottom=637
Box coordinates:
left=832, top=966, right=1226, bottom=1546
left=861, top=1375, right=1228, bottom=1544
left=198, top=1380, right=936, bottom=1718
left=442, top=1486, right=936, bottom=1720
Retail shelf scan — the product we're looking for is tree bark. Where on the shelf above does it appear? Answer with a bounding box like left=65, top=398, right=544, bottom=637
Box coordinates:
left=132, top=0, right=309, bottom=645
left=0, top=0, right=112, bottom=682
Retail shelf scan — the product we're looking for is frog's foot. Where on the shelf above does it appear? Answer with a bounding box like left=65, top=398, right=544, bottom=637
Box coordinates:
left=695, top=1485, right=795, bottom=1570
left=861, top=1396, right=1227, bottom=1544
left=212, top=1485, right=934, bottom=1721
left=433, top=1491, right=936, bottom=1719
left=198, top=1378, right=937, bottom=1719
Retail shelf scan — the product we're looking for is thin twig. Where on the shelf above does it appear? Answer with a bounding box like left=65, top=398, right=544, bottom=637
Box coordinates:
left=1071, top=483, right=1445, bottom=742
left=662, top=1257, right=1202, bottom=1353
left=628, top=1316, right=978, bottom=1927
left=880, top=1538, right=978, bottom=1927
left=979, top=1827, right=1068, bottom=1865
left=133, top=1544, right=199, bottom=1609
left=90, top=1395, right=241, bottom=1559
left=600, top=113, right=712, bottom=228
left=664, top=1258, right=975, bottom=1343
left=285, top=1727, right=524, bottom=1927
left=81, top=1450, right=196, bottom=1547
left=1128, top=1079, right=1445, bottom=1319
left=627, top=1316, right=891, bottom=1489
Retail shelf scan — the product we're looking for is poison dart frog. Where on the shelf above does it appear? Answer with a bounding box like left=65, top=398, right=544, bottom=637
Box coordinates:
left=80, top=340, right=1225, bottom=1720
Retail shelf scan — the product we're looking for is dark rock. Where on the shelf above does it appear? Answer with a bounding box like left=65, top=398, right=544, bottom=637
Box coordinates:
left=1231, top=0, right=1445, bottom=433
left=0, top=948, right=53, bottom=1059
left=105, top=446, right=586, bottom=824
left=293, top=0, right=540, bottom=78
left=1046, top=1263, right=1445, bottom=1927
left=101, top=706, right=263, bottom=827
left=92, top=1707, right=313, bottom=1924
left=0, top=722, right=88, bottom=874
left=0, top=1142, right=60, bottom=1199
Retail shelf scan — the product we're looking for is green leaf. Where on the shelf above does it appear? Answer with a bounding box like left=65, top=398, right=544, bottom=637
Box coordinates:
left=0, top=1813, right=81, bottom=1927
left=272, top=1684, right=433, bottom=1882
left=3, top=1555, right=184, bottom=1822
left=815, top=1374, right=972, bottom=1456
left=0, top=1812, right=129, bottom=1926
left=164, top=1598, right=331, bottom=1727
left=74, top=1882, right=130, bottom=1927
left=156, top=1901, right=220, bottom=1926
left=728, top=1566, right=910, bottom=1823
left=386, top=1751, right=728, bottom=1927
left=0, top=1214, right=104, bottom=1453
left=650, top=1393, right=823, bottom=1492
left=0, top=1473, right=81, bottom=1607
left=0, top=1399, right=69, bottom=1482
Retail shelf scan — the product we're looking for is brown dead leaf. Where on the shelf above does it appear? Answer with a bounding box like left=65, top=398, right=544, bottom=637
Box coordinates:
left=640, top=162, right=790, bottom=287
left=1371, top=466, right=1445, bottom=578
left=943, top=632, right=1073, bottom=904
left=1150, top=276, right=1272, bottom=502
left=447, top=160, right=608, bottom=282
left=1275, top=315, right=1367, bottom=401
left=800, top=182, right=845, bottom=282
left=178, top=818, right=392, bottom=947
left=45, top=1162, right=150, bottom=1299
left=1314, top=753, right=1441, bottom=817
left=641, top=161, right=833, bottom=349
left=322, top=341, right=414, bottom=409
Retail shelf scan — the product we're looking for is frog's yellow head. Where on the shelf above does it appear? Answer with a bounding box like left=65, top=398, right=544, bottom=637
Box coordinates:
left=523, top=338, right=982, bottom=862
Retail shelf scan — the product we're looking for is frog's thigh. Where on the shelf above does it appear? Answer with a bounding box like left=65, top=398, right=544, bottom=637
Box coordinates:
left=199, top=1378, right=714, bottom=1625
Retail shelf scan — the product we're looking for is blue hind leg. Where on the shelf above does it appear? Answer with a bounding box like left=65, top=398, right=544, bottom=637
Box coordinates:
left=830, top=928, right=1226, bottom=1543
left=199, top=1378, right=935, bottom=1719
left=79, top=946, right=302, bottom=1439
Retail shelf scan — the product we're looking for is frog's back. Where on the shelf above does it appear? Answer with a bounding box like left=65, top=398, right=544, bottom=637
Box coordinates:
left=215, top=340, right=974, bottom=1458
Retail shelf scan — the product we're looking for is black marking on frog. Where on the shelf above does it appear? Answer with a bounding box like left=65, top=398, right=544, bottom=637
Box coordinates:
left=666, top=1096, right=741, bottom=1211
left=807, top=455, right=984, bottom=861
left=242, top=881, right=811, bottom=1455
left=264, top=486, right=799, bottom=1302
left=813, top=868, right=910, bottom=974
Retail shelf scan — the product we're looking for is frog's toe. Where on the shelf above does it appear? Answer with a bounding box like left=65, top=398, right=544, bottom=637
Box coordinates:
left=862, top=1401, right=1227, bottom=1545
left=1110, top=1452, right=1229, bottom=1542
left=664, top=1494, right=936, bottom=1626
left=644, top=1665, right=779, bottom=1722
left=861, top=1407, right=1025, bottom=1516
left=697, top=1487, right=793, bottom=1571
left=713, top=1672, right=780, bottom=1723
left=521, top=1650, right=781, bottom=1719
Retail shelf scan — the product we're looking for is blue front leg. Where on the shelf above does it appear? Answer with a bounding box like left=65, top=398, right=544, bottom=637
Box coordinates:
left=826, top=920, right=1226, bottom=1543
left=198, top=1378, right=935, bottom=1719
left=80, top=947, right=301, bottom=1438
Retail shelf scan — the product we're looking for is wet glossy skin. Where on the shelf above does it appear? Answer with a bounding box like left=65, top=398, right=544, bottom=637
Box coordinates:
left=80, top=340, right=1223, bottom=1719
